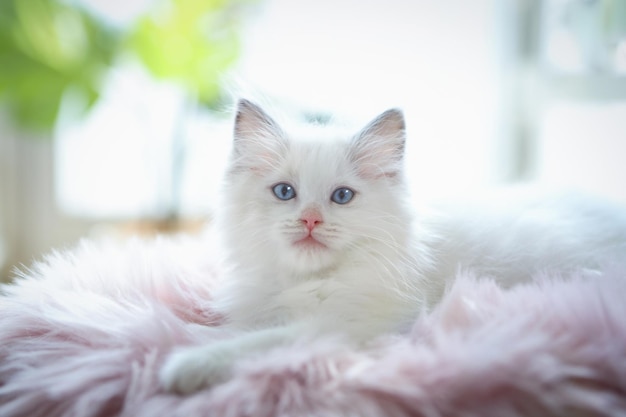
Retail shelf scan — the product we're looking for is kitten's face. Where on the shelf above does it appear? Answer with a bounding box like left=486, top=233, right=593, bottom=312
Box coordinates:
left=221, top=99, right=410, bottom=275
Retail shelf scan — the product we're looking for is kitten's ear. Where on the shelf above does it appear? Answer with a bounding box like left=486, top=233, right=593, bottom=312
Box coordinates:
left=234, top=99, right=282, bottom=140
left=351, top=108, right=406, bottom=179
left=231, top=99, right=286, bottom=173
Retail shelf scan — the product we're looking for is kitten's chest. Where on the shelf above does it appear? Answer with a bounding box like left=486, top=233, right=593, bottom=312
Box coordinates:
left=231, top=257, right=412, bottom=329
left=274, top=278, right=341, bottom=319
left=269, top=273, right=413, bottom=338
left=271, top=268, right=402, bottom=323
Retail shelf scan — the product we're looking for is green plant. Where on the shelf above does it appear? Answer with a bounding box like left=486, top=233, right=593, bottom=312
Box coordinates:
left=129, top=0, right=246, bottom=104
left=0, top=0, right=254, bottom=133
left=0, top=0, right=116, bottom=131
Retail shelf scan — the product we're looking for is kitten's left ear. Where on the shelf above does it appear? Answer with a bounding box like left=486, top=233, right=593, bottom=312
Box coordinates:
left=351, top=108, right=406, bottom=179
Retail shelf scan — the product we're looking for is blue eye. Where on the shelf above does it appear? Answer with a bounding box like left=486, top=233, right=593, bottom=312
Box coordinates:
left=331, top=187, right=354, bottom=204
left=272, top=183, right=296, bottom=200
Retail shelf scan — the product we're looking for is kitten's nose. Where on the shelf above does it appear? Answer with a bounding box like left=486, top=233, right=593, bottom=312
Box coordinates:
left=300, top=209, right=323, bottom=231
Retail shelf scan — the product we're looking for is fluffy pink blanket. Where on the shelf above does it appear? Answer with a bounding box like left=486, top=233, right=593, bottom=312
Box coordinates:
left=1, top=235, right=625, bottom=417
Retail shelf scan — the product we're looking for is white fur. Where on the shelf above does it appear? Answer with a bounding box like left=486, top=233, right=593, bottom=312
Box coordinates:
left=160, top=100, right=626, bottom=394
left=426, top=186, right=626, bottom=301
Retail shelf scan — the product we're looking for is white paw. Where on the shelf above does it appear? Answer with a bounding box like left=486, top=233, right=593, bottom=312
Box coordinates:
left=159, top=345, right=234, bottom=394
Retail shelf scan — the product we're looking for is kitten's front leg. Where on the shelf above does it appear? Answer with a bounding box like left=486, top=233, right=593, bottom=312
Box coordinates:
left=159, top=325, right=295, bottom=394
left=160, top=342, right=237, bottom=394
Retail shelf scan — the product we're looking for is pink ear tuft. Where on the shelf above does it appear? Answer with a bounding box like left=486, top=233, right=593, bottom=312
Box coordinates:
left=230, top=99, right=287, bottom=174
left=350, top=108, right=406, bottom=179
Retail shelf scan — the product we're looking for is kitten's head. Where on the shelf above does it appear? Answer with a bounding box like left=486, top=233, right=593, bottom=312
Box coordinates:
left=220, top=99, right=412, bottom=275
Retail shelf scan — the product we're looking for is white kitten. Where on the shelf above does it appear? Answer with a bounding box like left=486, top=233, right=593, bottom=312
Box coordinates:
left=160, top=99, right=433, bottom=393
left=160, top=99, right=626, bottom=394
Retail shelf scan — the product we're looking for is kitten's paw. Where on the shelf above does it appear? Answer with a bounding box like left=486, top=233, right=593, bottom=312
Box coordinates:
left=159, top=345, right=233, bottom=394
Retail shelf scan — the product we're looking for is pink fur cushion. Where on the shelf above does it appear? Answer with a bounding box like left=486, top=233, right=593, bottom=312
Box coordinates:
left=1, top=235, right=625, bottom=416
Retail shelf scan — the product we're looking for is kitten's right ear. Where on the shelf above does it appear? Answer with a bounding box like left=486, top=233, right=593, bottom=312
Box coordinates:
left=234, top=99, right=282, bottom=140
left=231, top=99, right=286, bottom=173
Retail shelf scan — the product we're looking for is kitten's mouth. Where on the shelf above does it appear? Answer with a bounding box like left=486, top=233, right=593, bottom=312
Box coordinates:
left=293, top=235, right=327, bottom=250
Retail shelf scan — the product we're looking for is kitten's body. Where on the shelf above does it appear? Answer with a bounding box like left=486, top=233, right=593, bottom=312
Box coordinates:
left=160, top=100, right=626, bottom=393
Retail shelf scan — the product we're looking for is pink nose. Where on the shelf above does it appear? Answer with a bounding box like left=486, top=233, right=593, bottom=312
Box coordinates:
left=301, top=209, right=323, bottom=231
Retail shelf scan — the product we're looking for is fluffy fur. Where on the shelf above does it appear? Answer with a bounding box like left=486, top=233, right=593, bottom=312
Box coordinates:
left=1, top=237, right=626, bottom=416
left=159, top=100, right=626, bottom=393
left=1, top=99, right=626, bottom=415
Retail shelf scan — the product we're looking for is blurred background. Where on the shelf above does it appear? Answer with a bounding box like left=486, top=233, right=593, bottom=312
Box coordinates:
left=1, top=0, right=625, bottom=282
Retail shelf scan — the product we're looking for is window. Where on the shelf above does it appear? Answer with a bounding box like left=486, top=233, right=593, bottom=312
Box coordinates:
left=532, top=0, right=626, bottom=202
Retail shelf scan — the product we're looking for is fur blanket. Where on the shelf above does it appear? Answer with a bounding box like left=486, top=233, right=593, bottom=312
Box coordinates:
left=1, top=235, right=625, bottom=417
